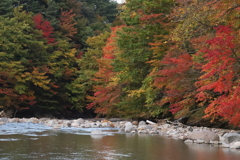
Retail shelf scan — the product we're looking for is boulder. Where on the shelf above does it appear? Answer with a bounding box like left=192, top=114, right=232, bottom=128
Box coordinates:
left=0, top=118, right=8, bottom=122
left=138, top=121, right=146, bottom=126
left=76, top=118, right=84, bottom=124
left=125, top=122, right=132, bottom=127
left=101, top=122, right=111, bottom=128
left=188, top=130, right=219, bottom=141
left=132, top=121, right=138, bottom=125
left=63, top=121, right=71, bottom=127
left=230, top=141, right=240, bottom=149
left=223, top=133, right=240, bottom=144
left=71, top=122, right=80, bottom=127
left=125, top=124, right=135, bottom=133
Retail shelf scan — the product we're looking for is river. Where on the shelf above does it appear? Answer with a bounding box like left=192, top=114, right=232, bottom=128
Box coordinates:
left=0, top=123, right=239, bottom=160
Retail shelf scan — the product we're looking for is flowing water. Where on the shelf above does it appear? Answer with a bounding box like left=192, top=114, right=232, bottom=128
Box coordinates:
left=0, top=123, right=240, bottom=160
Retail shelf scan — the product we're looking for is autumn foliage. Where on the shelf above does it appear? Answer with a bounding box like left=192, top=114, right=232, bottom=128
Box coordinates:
left=0, top=0, right=239, bottom=127
left=88, top=0, right=240, bottom=127
left=33, top=14, right=55, bottom=44
left=59, top=9, right=77, bottom=38
left=87, top=26, right=123, bottom=115
left=195, top=25, right=240, bottom=126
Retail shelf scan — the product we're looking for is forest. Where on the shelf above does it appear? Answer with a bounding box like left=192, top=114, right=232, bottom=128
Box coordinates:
left=0, top=0, right=239, bottom=128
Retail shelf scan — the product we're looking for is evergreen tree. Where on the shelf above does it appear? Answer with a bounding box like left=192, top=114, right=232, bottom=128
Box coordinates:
left=13, top=0, right=47, bottom=14
left=44, top=0, right=60, bottom=29
left=0, top=0, right=15, bottom=17
left=67, top=31, right=110, bottom=111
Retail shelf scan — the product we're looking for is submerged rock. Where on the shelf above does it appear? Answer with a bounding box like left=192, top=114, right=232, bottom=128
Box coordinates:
left=91, top=130, right=104, bottom=135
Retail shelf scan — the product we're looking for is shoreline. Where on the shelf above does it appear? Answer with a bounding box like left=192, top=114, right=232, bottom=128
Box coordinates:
left=0, top=117, right=240, bottom=150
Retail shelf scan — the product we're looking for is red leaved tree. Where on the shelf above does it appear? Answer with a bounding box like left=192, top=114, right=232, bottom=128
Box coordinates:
left=87, top=26, right=123, bottom=116
left=195, top=25, right=240, bottom=126
left=153, top=45, right=198, bottom=115
left=33, top=13, right=55, bottom=44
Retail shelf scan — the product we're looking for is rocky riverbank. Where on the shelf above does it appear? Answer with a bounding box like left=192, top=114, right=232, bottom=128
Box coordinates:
left=0, top=117, right=240, bottom=150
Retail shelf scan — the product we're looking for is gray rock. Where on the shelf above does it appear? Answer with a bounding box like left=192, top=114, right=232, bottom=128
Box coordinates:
left=204, top=140, right=210, bottom=144
left=149, top=130, right=158, bottom=134
left=138, top=121, right=146, bottom=126
left=132, top=121, right=138, bottom=125
left=230, top=141, right=240, bottom=149
left=179, top=135, right=186, bottom=140
left=145, top=125, right=153, bottom=130
left=119, top=128, right=125, bottom=133
left=125, top=125, right=135, bottom=133
left=169, top=131, right=179, bottom=137
left=76, top=118, right=84, bottom=124
left=184, top=139, right=194, bottom=143
left=91, top=135, right=104, bottom=139
left=131, top=130, right=136, bottom=134
left=0, top=118, right=8, bottom=122
left=62, top=120, right=71, bottom=127
left=138, top=125, right=147, bottom=130
left=125, top=122, right=132, bottom=127
left=91, top=130, right=104, bottom=135
left=188, top=130, right=219, bottom=141
left=80, top=123, right=91, bottom=128
left=27, top=118, right=39, bottom=123
left=71, top=122, right=80, bottom=127
left=47, top=120, right=55, bottom=127
left=8, top=118, right=17, bottom=123
left=163, top=124, right=171, bottom=129
left=102, top=122, right=111, bottom=128
left=196, top=139, right=205, bottom=144
left=223, top=133, right=240, bottom=144
left=138, top=129, right=148, bottom=134
left=96, top=121, right=102, bottom=127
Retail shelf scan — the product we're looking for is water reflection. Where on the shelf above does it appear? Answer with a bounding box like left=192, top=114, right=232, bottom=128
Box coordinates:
left=0, top=123, right=240, bottom=160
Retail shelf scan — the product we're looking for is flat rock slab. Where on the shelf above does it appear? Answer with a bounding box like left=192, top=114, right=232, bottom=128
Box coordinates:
left=188, top=130, right=219, bottom=141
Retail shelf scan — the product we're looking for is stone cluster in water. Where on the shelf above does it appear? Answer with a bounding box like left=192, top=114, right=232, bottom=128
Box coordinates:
left=0, top=117, right=240, bottom=150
